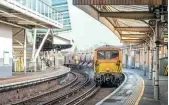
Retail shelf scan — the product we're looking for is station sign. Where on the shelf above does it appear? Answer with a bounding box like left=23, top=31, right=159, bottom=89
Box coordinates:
left=164, top=38, right=168, bottom=45
left=26, top=30, right=33, bottom=44
left=131, top=44, right=143, bottom=49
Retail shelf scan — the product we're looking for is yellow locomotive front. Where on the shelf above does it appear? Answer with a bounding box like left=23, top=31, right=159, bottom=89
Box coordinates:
left=94, top=45, right=123, bottom=86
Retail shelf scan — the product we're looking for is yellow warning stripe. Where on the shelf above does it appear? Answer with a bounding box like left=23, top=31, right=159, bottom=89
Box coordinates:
left=135, top=77, right=145, bottom=105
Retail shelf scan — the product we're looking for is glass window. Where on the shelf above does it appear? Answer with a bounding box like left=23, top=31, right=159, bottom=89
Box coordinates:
left=97, top=51, right=105, bottom=59
left=111, top=50, right=119, bottom=58
left=105, top=51, right=111, bottom=59
left=97, top=50, right=119, bottom=59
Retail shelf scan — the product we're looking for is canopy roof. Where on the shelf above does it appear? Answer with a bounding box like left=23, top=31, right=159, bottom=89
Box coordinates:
left=73, top=1, right=168, bottom=45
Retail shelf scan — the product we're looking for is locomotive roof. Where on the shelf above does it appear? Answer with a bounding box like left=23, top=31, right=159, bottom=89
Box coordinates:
left=94, top=45, right=121, bottom=51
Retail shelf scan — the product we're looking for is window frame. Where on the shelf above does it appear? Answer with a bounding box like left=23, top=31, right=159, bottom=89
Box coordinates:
left=97, top=50, right=119, bottom=60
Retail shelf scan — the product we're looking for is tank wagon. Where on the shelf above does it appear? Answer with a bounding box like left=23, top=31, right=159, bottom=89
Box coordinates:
left=64, top=53, right=76, bottom=68
left=64, top=52, right=94, bottom=69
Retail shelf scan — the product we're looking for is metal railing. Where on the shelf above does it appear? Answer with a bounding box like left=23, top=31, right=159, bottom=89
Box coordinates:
left=12, top=0, right=63, bottom=26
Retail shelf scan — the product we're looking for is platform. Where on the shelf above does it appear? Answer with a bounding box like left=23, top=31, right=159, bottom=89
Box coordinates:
left=0, top=66, right=70, bottom=88
left=96, top=68, right=168, bottom=105
left=130, top=69, right=168, bottom=105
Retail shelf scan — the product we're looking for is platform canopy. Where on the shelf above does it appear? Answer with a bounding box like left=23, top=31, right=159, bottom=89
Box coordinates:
left=73, top=0, right=168, bottom=44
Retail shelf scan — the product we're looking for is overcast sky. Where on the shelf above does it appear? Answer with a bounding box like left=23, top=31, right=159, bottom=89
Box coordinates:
left=60, top=0, right=121, bottom=50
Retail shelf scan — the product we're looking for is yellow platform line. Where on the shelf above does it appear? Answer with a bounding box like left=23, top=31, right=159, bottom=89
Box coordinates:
left=135, top=77, right=145, bottom=105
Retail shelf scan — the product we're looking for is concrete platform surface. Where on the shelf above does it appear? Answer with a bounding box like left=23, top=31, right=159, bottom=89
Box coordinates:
left=0, top=66, right=70, bottom=86
left=128, top=69, right=168, bottom=105
left=96, top=70, right=144, bottom=105
left=96, top=68, right=168, bottom=105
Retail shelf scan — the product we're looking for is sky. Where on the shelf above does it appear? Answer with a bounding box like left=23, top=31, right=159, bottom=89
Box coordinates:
left=60, top=0, right=121, bottom=50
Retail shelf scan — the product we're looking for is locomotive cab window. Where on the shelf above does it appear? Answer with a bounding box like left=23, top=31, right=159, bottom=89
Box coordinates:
left=111, top=50, right=119, bottom=58
left=97, top=51, right=105, bottom=59
left=105, top=51, right=111, bottom=59
left=97, top=50, right=119, bottom=59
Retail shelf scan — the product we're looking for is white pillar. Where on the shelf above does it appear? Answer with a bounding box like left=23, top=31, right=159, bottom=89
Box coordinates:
left=143, top=43, right=146, bottom=76
left=42, top=51, right=45, bottom=70
left=34, top=29, right=50, bottom=69
left=149, top=40, right=153, bottom=80
left=154, top=20, right=160, bottom=100
left=55, top=50, right=59, bottom=69
left=24, top=30, right=27, bottom=74
left=164, top=45, right=168, bottom=57
left=54, top=49, right=56, bottom=69
left=32, top=29, right=37, bottom=72
left=153, top=33, right=156, bottom=85
left=32, top=29, right=37, bottom=58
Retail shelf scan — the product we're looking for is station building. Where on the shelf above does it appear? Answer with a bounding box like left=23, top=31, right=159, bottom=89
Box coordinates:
left=0, top=0, right=72, bottom=77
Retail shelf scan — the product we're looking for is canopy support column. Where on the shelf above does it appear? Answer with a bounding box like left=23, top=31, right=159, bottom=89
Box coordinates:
left=32, top=29, right=37, bottom=72
left=34, top=29, right=50, bottom=71
left=154, top=20, right=160, bottom=100
left=143, top=43, right=147, bottom=76
left=149, top=40, right=153, bottom=80
left=24, top=30, right=27, bottom=74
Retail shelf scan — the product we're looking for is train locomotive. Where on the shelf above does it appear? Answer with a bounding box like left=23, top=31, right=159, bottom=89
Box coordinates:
left=94, top=45, right=123, bottom=87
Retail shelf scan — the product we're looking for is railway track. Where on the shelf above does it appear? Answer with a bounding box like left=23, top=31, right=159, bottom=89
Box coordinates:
left=12, top=70, right=124, bottom=105
left=12, top=72, right=91, bottom=105
left=11, top=72, right=77, bottom=105
left=39, top=72, right=91, bottom=105
left=64, top=85, right=100, bottom=105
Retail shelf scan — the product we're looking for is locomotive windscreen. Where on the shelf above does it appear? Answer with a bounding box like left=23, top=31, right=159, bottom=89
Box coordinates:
left=97, top=50, right=119, bottom=59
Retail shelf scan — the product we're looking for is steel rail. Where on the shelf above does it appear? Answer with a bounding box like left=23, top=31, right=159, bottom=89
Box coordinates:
left=11, top=72, right=77, bottom=105
left=40, top=73, right=90, bottom=105
left=64, top=84, right=100, bottom=105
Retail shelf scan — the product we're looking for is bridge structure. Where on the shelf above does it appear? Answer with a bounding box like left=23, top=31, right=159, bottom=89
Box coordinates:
left=72, top=0, right=168, bottom=100
left=0, top=0, right=72, bottom=77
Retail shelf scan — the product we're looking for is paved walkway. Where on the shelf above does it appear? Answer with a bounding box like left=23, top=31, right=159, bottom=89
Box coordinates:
left=96, top=68, right=168, bottom=105
left=128, top=69, right=168, bottom=105
left=96, top=70, right=144, bottom=105
left=0, top=66, right=70, bottom=85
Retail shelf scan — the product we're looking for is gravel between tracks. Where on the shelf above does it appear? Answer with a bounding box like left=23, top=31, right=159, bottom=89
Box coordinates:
left=83, top=87, right=116, bottom=105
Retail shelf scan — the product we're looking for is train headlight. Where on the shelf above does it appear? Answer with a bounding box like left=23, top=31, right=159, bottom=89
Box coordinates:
left=106, top=68, right=110, bottom=72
